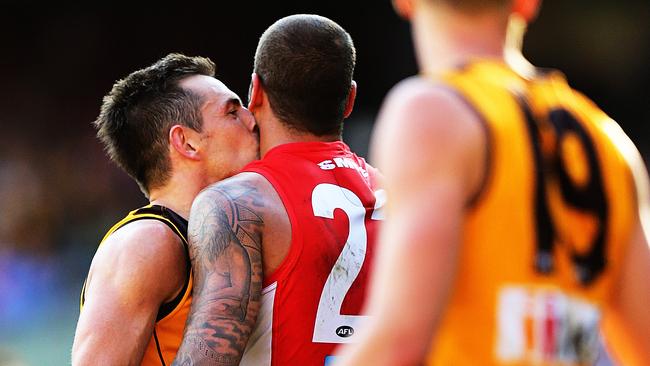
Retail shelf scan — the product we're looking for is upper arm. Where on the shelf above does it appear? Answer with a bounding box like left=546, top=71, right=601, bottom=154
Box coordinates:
left=602, top=139, right=650, bottom=364
left=72, top=221, right=187, bottom=366
left=359, top=79, right=487, bottom=363
left=173, top=176, right=265, bottom=366
left=370, top=78, right=486, bottom=254
left=370, top=78, right=485, bottom=267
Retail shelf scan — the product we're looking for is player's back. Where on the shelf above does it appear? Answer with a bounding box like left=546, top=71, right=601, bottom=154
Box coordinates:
left=242, top=141, right=383, bottom=366
left=426, top=60, right=637, bottom=365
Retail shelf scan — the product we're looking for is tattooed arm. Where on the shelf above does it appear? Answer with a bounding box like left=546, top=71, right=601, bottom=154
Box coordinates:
left=173, top=177, right=265, bottom=366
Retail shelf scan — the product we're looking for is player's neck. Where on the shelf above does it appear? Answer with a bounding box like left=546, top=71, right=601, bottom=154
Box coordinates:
left=504, top=14, right=536, bottom=78
left=259, top=115, right=340, bottom=157
left=413, top=6, right=509, bottom=75
left=148, top=173, right=203, bottom=219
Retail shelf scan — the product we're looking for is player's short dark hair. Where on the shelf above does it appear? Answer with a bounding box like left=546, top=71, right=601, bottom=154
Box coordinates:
left=254, top=14, right=356, bottom=136
left=94, top=53, right=215, bottom=195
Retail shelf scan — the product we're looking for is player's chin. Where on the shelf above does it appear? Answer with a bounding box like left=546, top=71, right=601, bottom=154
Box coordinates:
left=239, top=146, right=259, bottom=166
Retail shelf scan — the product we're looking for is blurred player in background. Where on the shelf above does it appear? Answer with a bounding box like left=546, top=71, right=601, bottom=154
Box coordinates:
left=172, top=14, right=382, bottom=366
left=336, top=0, right=650, bottom=365
left=72, top=53, right=259, bottom=365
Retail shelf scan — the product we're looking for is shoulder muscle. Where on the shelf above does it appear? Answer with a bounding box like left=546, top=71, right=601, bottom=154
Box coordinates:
left=86, top=220, right=186, bottom=305
left=371, top=77, right=486, bottom=204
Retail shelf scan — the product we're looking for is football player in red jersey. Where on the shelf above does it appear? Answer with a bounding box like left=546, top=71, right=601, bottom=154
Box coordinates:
left=172, top=14, right=383, bottom=366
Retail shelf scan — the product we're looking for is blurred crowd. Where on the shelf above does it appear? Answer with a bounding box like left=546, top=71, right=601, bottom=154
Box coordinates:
left=0, top=125, right=145, bottom=363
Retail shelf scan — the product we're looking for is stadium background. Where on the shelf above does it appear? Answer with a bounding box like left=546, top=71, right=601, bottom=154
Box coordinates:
left=0, top=1, right=648, bottom=364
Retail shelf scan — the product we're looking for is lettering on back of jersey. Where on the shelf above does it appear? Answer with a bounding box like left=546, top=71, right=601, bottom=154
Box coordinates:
left=317, top=158, right=368, bottom=177
left=495, top=285, right=600, bottom=365
left=318, top=160, right=336, bottom=170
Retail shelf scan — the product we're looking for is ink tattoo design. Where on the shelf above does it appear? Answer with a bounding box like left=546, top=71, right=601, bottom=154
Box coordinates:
left=172, top=181, right=265, bottom=366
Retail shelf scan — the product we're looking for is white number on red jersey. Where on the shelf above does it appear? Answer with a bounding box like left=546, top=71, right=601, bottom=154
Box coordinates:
left=311, top=184, right=384, bottom=343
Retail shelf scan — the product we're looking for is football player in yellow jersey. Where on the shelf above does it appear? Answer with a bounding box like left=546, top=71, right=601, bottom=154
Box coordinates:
left=336, top=0, right=650, bottom=365
left=71, top=53, right=258, bottom=365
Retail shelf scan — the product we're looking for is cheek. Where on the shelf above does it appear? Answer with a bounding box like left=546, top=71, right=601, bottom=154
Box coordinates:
left=235, top=127, right=256, bottom=148
left=223, top=128, right=254, bottom=155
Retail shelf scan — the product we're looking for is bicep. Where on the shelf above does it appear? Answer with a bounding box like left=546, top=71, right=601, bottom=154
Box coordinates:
left=367, top=166, right=466, bottom=336
left=72, top=248, right=161, bottom=365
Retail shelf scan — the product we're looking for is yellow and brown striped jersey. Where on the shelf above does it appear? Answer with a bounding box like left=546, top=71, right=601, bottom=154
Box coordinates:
left=425, top=60, right=637, bottom=365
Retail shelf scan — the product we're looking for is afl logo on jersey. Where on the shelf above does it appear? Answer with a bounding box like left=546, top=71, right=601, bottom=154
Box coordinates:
left=336, top=325, right=354, bottom=338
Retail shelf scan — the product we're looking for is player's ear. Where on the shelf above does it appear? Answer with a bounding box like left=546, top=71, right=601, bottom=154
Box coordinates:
left=392, top=0, right=414, bottom=20
left=169, top=125, right=200, bottom=161
left=512, top=0, right=540, bottom=22
left=248, top=73, right=264, bottom=112
left=343, top=80, right=357, bottom=119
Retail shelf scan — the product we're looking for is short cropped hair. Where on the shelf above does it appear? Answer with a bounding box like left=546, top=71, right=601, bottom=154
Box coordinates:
left=254, top=14, right=356, bottom=136
left=94, top=53, right=215, bottom=195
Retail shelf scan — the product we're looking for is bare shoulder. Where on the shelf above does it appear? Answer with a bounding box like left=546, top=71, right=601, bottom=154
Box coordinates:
left=86, top=219, right=186, bottom=303
left=194, top=172, right=274, bottom=204
left=376, top=76, right=483, bottom=152
left=104, top=219, right=182, bottom=253
left=371, top=76, right=487, bottom=202
left=191, top=171, right=285, bottom=224
left=190, top=172, right=274, bottom=230
left=188, top=172, right=272, bottom=266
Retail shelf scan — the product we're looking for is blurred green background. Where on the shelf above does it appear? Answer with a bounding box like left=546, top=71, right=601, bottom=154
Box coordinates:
left=0, top=1, right=647, bottom=364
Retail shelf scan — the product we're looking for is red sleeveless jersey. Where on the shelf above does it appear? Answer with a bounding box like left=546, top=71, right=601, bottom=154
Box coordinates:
left=240, top=141, right=383, bottom=366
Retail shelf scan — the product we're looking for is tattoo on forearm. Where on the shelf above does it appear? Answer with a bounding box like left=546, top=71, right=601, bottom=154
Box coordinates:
left=172, top=182, right=264, bottom=365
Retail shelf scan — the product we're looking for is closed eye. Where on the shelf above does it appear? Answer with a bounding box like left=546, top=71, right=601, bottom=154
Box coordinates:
left=224, top=97, right=242, bottom=117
